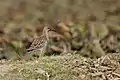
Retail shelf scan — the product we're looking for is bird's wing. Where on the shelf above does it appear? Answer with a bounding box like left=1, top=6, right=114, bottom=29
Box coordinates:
left=27, top=35, right=47, bottom=53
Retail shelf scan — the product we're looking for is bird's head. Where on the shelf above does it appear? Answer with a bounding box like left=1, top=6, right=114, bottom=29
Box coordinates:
left=43, top=26, right=56, bottom=40
left=43, top=26, right=56, bottom=34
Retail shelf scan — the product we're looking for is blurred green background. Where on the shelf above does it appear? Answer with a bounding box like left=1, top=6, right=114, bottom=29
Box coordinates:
left=0, top=0, right=120, bottom=60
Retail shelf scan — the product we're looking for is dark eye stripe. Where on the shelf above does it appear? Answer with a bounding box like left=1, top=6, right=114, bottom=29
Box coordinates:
left=47, top=28, right=50, bottom=29
left=48, top=29, right=56, bottom=32
left=47, top=28, right=51, bottom=31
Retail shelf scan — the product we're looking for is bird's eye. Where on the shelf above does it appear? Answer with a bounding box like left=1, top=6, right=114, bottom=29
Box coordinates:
left=47, top=28, right=51, bottom=31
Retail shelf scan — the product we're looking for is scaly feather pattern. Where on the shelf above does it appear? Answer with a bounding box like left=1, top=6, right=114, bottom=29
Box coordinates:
left=27, top=27, right=55, bottom=54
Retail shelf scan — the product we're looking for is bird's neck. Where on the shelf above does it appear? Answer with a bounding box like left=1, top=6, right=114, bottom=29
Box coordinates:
left=43, top=30, right=49, bottom=41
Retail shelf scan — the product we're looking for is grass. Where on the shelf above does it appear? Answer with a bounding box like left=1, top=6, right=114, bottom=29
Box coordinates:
left=1, top=53, right=120, bottom=80
left=0, top=54, right=93, bottom=80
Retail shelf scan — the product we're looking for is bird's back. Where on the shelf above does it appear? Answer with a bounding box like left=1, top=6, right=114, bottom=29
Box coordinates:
left=27, top=34, right=47, bottom=54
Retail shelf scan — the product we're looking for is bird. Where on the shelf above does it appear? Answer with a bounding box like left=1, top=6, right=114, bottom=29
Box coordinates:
left=24, top=26, right=56, bottom=60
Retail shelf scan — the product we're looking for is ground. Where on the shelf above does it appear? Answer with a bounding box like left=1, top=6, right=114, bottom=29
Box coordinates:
left=0, top=53, right=120, bottom=80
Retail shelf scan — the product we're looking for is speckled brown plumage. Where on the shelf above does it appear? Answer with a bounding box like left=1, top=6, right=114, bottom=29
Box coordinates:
left=27, top=27, right=55, bottom=55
